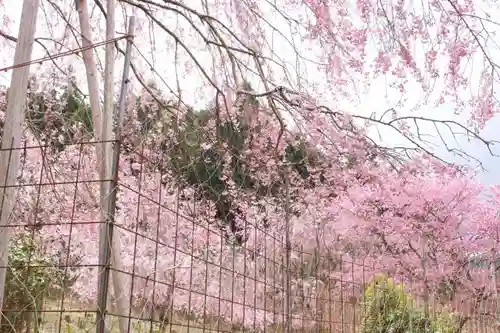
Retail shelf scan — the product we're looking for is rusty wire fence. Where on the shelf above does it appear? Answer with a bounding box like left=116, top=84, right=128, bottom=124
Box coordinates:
left=0, top=137, right=498, bottom=333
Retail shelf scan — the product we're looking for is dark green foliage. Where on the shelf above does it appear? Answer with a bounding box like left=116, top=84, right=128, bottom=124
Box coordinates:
left=285, top=140, right=311, bottom=179
left=26, top=77, right=93, bottom=151
left=61, top=87, right=93, bottom=135
left=166, top=110, right=249, bottom=242
left=241, top=80, right=259, bottom=108
left=136, top=95, right=159, bottom=134
left=169, top=109, right=225, bottom=199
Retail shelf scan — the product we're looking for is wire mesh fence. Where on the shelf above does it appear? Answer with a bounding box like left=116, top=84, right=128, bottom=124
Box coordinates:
left=0, top=136, right=498, bottom=333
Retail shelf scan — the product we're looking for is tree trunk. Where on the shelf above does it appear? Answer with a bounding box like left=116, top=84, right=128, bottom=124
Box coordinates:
left=0, top=0, right=40, bottom=328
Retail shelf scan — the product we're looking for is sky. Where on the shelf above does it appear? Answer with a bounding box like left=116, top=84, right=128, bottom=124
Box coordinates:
left=1, top=0, right=500, bottom=184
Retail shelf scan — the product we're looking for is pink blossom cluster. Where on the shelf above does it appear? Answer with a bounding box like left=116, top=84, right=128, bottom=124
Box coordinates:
left=300, top=0, right=497, bottom=127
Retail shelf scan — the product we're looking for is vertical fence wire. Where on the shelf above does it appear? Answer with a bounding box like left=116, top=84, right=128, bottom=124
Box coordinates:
left=283, top=164, right=292, bottom=333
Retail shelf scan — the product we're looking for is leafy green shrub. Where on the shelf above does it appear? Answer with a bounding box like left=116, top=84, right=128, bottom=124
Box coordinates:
left=26, top=77, right=93, bottom=151
left=1, top=233, right=64, bottom=333
left=360, top=274, right=459, bottom=333
left=432, top=310, right=460, bottom=333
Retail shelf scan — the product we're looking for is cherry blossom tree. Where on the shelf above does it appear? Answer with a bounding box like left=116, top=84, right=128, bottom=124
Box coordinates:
left=322, top=158, right=499, bottom=328
left=1, top=0, right=500, bottom=332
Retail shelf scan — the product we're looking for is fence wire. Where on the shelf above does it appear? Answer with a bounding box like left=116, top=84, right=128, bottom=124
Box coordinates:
left=0, top=135, right=498, bottom=333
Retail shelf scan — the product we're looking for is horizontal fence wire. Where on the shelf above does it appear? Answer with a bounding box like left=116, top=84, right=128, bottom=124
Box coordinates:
left=0, top=138, right=498, bottom=333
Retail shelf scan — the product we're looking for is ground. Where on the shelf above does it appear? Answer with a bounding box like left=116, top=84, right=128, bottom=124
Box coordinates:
left=23, top=297, right=231, bottom=333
